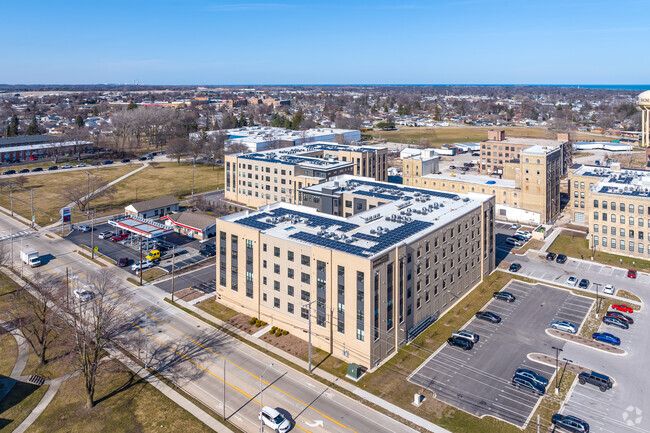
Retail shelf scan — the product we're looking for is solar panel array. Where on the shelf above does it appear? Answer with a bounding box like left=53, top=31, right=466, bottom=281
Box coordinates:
left=290, top=231, right=368, bottom=256
left=352, top=179, right=459, bottom=200
left=267, top=207, right=358, bottom=232
left=354, top=190, right=407, bottom=201
left=235, top=214, right=275, bottom=230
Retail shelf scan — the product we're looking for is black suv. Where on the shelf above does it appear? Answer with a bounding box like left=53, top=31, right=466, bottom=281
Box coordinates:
left=556, top=254, right=567, bottom=264
left=447, top=336, right=473, bottom=350
left=551, top=414, right=589, bottom=433
left=578, top=371, right=612, bottom=392
left=546, top=252, right=557, bottom=261
left=476, top=311, right=501, bottom=323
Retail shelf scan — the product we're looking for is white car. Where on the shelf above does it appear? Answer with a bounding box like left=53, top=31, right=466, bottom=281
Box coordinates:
left=516, top=230, right=532, bottom=240
left=132, top=260, right=154, bottom=272
left=452, top=330, right=479, bottom=343
left=76, top=163, right=87, bottom=167
left=73, top=289, right=94, bottom=302
left=259, top=406, right=291, bottom=433
left=61, top=164, right=73, bottom=169
left=566, top=276, right=578, bottom=287
left=77, top=224, right=91, bottom=232
left=510, top=223, right=519, bottom=230
left=98, top=231, right=114, bottom=239
left=550, top=321, right=578, bottom=334
left=603, top=285, right=615, bottom=295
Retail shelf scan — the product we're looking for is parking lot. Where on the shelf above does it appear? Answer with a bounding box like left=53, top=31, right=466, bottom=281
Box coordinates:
left=155, top=265, right=216, bottom=295
left=66, top=222, right=214, bottom=275
left=408, top=280, right=593, bottom=427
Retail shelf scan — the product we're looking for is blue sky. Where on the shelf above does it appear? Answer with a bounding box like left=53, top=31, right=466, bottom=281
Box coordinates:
left=3, top=0, right=649, bottom=85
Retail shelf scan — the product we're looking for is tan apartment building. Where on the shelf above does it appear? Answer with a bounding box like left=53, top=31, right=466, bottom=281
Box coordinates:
left=567, top=164, right=650, bottom=260
left=225, top=142, right=388, bottom=208
left=479, top=130, right=572, bottom=177
left=216, top=175, right=495, bottom=368
left=403, top=144, right=562, bottom=224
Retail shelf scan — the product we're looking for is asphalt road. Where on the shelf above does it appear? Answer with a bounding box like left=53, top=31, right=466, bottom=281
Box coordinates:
left=0, top=216, right=418, bottom=433
left=155, top=265, right=215, bottom=294
left=409, top=280, right=592, bottom=426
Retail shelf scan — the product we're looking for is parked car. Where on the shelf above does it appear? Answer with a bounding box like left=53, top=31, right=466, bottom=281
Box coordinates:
left=77, top=224, right=91, bottom=232
left=259, top=406, right=291, bottom=433
left=117, top=257, right=128, bottom=267
left=516, top=230, right=532, bottom=240
left=551, top=414, right=590, bottom=433
left=611, top=304, right=634, bottom=313
left=452, top=330, right=479, bottom=343
left=61, top=164, right=73, bottom=169
left=605, top=311, right=633, bottom=324
left=73, top=289, right=94, bottom=302
left=550, top=321, right=578, bottom=334
left=602, top=316, right=629, bottom=329
left=505, top=237, right=523, bottom=247
left=475, top=311, right=501, bottom=323
left=566, top=276, right=578, bottom=287
left=449, top=165, right=456, bottom=169
left=31, top=167, right=43, bottom=172
left=47, top=165, right=58, bottom=170
left=199, top=248, right=216, bottom=257
left=510, top=223, right=519, bottom=230
left=556, top=254, right=568, bottom=264
left=98, top=231, right=114, bottom=239
left=578, top=279, right=590, bottom=289
left=76, top=163, right=87, bottom=167
left=447, top=336, right=473, bottom=350
left=592, top=332, right=620, bottom=346
left=110, top=233, right=129, bottom=242
left=578, top=371, right=612, bottom=392
left=493, top=291, right=516, bottom=302
left=131, top=260, right=154, bottom=272
left=603, top=284, right=615, bottom=295
left=627, top=269, right=637, bottom=279
left=29, top=156, right=37, bottom=161
left=513, top=234, right=527, bottom=242
left=102, top=160, right=113, bottom=165
left=508, top=263, right=521, bottom=272
left=514, top=368, right=549, bottom=387
left=2, top=170, right=16, bottom=175
left=512, top=375, right=545, bottom=396
left=546, top=252, right=557, bottom=261
left=18, top=168, right=29, bottom=174
left=121, top=158, right=130, bottom=163
left=138, top=156, right=147, bottom=161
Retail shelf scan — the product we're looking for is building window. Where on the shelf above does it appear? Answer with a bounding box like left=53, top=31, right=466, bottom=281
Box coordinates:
left=301, top=290, right=310, bottom=302
left=593, top=212, right=599, bottom=220
left=630, top=204, right=635, bottom=213
left=288, top=285, right=294, bottom=296
left=639, top=243, right=644, bottom=254
left=274, top=264, right=280, bottom=274
left=301, top=255, right=310, bottom=266
left=263, top=293, right=267, bottom=302
left=288, top=303, right=294, bottom=314
left=594, top=199, right=599, bottom=208
left=593, top=224, right=598, bottom=233
left=621, top=240, right=626, bottom=249
left=593, top=235, right=599, bottom=246
left=301, top=272, right=310, bottom=284
left=288, top=251, right=294, bottom=261
left=629, top=241, right=634, bottom=252
left=603, top=226, right=608, bottom=235
left=288, top=268, right=294, bottom=279
left=274, top=281, right=280, bottom=291
left=274, top=297, right=280, bottom=308
left=274, top=247, right=280, bottom=257
left=301, top=306, right=308, bottom=319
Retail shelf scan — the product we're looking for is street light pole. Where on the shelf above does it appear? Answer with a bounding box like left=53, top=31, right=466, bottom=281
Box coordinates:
left=91, top=209, right=95, bottom=259
left=171, top=245, right=176, bottom=302
left=192, top=160, right=196, bottom=196
left=260, top=363, right=274, bottom=433
left=594, top=283, right=601, bottom=318
left=302, top=300, right=316, bottom=373
left=551, top=346, right=563, bottom=395
left=558, top=358, right=572, bottom=391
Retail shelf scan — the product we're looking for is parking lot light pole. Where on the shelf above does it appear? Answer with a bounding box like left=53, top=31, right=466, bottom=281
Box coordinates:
left=260, top=363, right=274, bottom=433
left=171, top=246, right=176, bottom=302
left=139, top=236, right=143, bottom=286
left=593, top=283, right=601, bottom=318
left=552, top=346, right=563, bottom=394
left=558, top=358, right=572, bottom=391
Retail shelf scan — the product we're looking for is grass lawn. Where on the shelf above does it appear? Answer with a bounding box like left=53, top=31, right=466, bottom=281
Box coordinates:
left=0, top=381, right=49, bottom=432
left=0, top=331, right=18, bottom=377
left=91, top=162, right=224, bottom=214
left=0, top=165, right=139, bottom=226
left=197, top=298, right=239, bottom=322
left=517, top=239, right=545, bottom=254
left=549, top=235, right=650, bottom=273
left=366, top=126, right=610, bottom=147
left=616, top=289, right=642, bottom=304
left=25, top=359, right=212, bottom=433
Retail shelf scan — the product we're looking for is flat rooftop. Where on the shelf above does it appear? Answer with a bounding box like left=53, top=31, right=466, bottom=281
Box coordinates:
left=484, top=137, right=564, bottom=147
left=236, top=141, right=385, bottom=169
left=521, top=145, right=562, bottom=155
left=422, top=172, right=517, bottom=189
left=573, top=165, right=650, bottom=198
left=222, top=176, right=491, bottom=259
left=205, top=126, right=359, bottom=144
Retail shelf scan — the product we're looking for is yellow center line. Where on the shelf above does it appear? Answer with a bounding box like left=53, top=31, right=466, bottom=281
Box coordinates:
left=46, top=259, right=353, bottom=433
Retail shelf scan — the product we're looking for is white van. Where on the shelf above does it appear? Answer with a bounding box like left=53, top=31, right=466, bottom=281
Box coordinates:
left=506, top=237, right=523, bottom=247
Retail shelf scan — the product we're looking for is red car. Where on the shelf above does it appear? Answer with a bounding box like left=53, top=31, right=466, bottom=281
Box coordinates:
left=117, top=257, right=128, bottom=267
left=110, top=233, right=128, bottom=242
left=29, top=156, right=37, bottom=161
left=611, top=304, right=634, bottom=313
left=627, top=269, right=637, bottom=279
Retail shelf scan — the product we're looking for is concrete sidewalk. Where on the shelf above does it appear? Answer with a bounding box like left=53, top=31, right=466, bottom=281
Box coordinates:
left=178, top=298, right=452, bottom=433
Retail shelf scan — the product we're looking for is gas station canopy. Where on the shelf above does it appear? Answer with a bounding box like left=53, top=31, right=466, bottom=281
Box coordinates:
left=108, top=215, right=174, bottom=238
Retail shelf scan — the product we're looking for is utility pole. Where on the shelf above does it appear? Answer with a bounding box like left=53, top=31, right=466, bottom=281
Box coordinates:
left=66, top=267, right=69, bottom=309
left=594, top=282, right=601, bottom=317
left=223, top=358, right=226, bottom=420
left=10, top=183, right=13, bottom=217
left=20, top=236, right=24, bottom=279
left=91, top=209, right=95, bottom=259
left=139, top=235, right=143, bottom=286
left=10, top=228, right=14, bottom=270
left=302, top=300, right=316, bottom=373
left=260, top=363, right=274, bottom=433
left=192, top=160, right=196, bottom=196
left=171, top=246, right=176, bottom=302
left=552, top=346, right=563, bottom=394
left=30, top=189, right=34, bottom=228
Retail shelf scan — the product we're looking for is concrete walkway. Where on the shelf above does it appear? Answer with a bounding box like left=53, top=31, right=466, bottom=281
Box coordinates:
left=178, top=298, right=452, bottom=433
left=0, top=321, right=32, bottom=403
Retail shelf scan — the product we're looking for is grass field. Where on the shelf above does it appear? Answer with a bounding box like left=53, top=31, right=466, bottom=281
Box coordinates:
left=90, top=162, right=224, bottom=215
left=366, top=126, right=610, bottom=147
left=549, top=235, right=650, bottom=273
left=0, top=165, right=139, bottom=226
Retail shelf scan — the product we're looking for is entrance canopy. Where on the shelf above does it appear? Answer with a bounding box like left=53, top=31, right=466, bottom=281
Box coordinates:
left=108, top=215, right=174, bottom=238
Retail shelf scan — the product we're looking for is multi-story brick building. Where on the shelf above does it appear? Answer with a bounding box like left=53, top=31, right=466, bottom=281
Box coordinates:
left=216, top=175, right=495, bottom=368
left=567, top=164, right=650, bottom=260
left=225, top=142, right=388, bottom=208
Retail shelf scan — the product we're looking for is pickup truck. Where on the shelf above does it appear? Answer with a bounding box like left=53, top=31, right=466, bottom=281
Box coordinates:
left=20, top=250, right=41, bottom=267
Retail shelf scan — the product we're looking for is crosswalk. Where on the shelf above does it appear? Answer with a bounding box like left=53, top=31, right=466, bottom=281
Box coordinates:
left=0, top=229, right=33, bottom=242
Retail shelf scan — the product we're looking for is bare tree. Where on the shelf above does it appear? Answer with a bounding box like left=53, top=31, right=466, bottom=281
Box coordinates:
left=0, top=242, right=10, bottom=267
left=60, top=175, right=116, bottom=212
left=204, top=132, right=227, bottom=170
left=62, top=127, right=92, bottom=161
left=227, top=142, right=250, bottom=154
left=166, top=137, right=189, bottom=165
left=63, top=270, right=126, bottom=408
left=8, top=274, right=60, bottom=365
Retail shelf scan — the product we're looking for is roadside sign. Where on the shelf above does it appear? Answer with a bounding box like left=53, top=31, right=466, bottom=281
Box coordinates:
left=61, top=207, right=72, bottom=223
